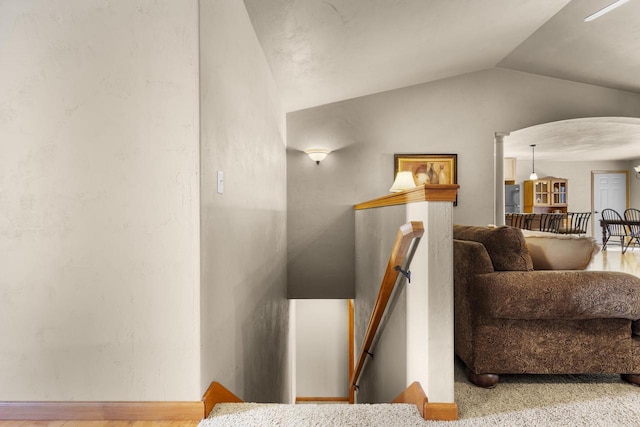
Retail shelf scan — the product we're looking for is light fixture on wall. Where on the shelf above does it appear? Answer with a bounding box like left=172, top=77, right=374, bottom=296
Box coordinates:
left=529, top=144, right=538, bottom=180
left=389, top=171, right=417, bottom=193
left=304, top=148, right=331, bottom=165
left=584, top=0, right=629, bottom=22
left=635, top=165, right=640, bottom=180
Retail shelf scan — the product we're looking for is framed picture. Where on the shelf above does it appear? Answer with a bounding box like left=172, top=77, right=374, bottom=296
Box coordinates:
left=394, top=153, right=458, bottom=205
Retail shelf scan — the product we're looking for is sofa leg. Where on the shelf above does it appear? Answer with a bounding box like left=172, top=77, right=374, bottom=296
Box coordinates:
left=621, top=374, right=640, bottom=386
left=465, top=367, right=499, bottom=388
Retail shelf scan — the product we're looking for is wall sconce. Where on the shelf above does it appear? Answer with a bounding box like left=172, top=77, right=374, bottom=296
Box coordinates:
left=634, top=165, right=640, bottom=180
left=389, top=171, right=417, bottom=193
left=305, top=148, right=331, bottom=165
left=529, top=144, right=538, bottom=180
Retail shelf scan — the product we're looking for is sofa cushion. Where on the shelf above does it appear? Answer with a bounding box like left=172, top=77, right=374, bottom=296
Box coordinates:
left=521, top=230, right=600, bottom=270
left=475, top=271, right=640, bottom=320
left=453, top=225, right=533, bottom=271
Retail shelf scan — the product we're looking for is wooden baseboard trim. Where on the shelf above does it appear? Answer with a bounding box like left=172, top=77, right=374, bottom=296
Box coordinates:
left=295, top=397, right=350, bottom=403
left=392, top=382, right=428, bottom=419
left=202, top=382, right=244, bottom=417
left=425, top=402, right=459, bottom=421
left=392, top=381, right=458, bottom=421
left=0, top=401, right=204, bottom=421
left=0, top=381, right=246, bottom=421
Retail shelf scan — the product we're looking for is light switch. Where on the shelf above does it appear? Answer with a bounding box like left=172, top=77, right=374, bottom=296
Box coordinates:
left=217, top=171, right=224, bottom=194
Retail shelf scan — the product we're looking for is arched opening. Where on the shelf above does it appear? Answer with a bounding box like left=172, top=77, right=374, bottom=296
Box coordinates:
left=495, top=117, right=640, bottom=232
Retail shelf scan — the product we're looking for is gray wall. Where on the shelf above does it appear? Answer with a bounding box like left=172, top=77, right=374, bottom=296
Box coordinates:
left=287, top=68, right=640, bottom=298
left=199, top=0, right=289, bottom=403
left=0, top=0, right=201, bottom=400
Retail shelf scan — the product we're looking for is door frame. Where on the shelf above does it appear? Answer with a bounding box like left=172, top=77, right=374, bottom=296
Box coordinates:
left=590, top=170, right=630, bottom=237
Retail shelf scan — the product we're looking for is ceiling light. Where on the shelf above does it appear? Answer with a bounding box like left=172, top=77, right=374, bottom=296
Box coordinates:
left=584, top=0, right=629, bottom=22
left=304, top=148, right=330, bottom=165
left=529, top=144, right=538, bottom=181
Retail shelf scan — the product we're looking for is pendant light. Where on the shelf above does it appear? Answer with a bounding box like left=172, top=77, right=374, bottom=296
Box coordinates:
left=529, top=144, right=538, bottom=180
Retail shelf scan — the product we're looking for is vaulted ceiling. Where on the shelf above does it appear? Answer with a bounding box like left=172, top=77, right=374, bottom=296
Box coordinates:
left=244, top=0, right=640, bottom=160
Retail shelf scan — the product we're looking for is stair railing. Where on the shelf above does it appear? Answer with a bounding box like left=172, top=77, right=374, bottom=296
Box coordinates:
left=350, top=221, right=424, bottom=398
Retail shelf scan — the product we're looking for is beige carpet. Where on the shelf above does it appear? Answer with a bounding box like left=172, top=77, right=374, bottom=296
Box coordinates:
left=200, top=361, right=640, bottom=426
left=452, top=359, right=640, bottom=425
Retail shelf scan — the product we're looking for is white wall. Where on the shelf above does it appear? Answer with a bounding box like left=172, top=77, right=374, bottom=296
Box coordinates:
left=199, top=0, right=289, bottom=403
left=287, top=68, right=640, bottom=298
left=295, top=300, right=349, bottom=398
left=0, top=0, right=201, bottom=400
left=630, top=159, right=640, bottom=208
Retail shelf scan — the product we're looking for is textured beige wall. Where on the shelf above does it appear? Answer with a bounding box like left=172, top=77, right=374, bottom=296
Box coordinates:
left=295, top=300, right=349, bottom=398
left=199, top=0, right=289, bottom=403
left=0, top=0, right=201, bottom=400
left=354, top=205, right=406, bottom=403
left=287, top=68, right=640, bottom=298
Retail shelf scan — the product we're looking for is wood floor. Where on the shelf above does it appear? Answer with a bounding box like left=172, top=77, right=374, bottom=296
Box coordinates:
left=0, top=422, right=199, bottom=427
left=588, top=244, right=640, bottom=277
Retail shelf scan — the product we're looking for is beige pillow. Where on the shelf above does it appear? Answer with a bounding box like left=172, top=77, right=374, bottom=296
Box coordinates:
left=521, top=230, right=600, bottom=270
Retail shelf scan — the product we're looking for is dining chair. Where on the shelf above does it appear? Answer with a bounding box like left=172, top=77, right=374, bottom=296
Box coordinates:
left=539, top=213, right=562, bottom=233
left=508, top=213, right=533, bottom=230
left=624, top=208, right=640, bottom=251
left=559, top=212, right=591, bottom=236
left=601, top=208, right=630, bottom=253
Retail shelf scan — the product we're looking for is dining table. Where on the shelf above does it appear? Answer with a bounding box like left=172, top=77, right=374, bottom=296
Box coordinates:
left=599, top=218, right=640, bottom=251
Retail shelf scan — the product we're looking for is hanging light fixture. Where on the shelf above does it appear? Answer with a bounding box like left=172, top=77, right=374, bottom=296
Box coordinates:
left=529, top=144, right=538, bottom=180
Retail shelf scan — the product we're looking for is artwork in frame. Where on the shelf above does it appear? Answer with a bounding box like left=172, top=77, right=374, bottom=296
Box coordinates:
left=394, top=153, right=458, bottom=205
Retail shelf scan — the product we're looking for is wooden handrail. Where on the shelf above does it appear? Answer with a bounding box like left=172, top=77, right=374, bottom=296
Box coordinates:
left=350, top=221, right=424, bottom=394
left=354, top=184, right=459, bottom=210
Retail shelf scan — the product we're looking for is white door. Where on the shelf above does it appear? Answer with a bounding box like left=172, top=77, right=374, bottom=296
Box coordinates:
left=592, top=172, right=627, bottom=244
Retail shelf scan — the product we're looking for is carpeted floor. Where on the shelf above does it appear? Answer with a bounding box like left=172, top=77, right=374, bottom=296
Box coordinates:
left=200, top=361, right=640, bottom=426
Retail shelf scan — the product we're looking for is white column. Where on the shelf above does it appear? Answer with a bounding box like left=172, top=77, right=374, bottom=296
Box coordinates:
left=405, top=201, right=454, bottom=403
left=494, top=132, right=510, bottom=226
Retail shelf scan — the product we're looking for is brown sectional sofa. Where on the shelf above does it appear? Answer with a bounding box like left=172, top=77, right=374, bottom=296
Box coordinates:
left=453, top=224, right=640, bottom=388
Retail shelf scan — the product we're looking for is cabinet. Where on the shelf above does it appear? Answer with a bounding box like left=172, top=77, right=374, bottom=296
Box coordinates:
left=523, top=177, right=568, bottom=213
left=504, top=157, right=516, bottom=183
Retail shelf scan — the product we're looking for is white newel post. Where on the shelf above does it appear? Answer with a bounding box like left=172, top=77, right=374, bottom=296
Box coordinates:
left=405, top=201, right=454, bottom=403
left=495, top=132, right=510, bottom=226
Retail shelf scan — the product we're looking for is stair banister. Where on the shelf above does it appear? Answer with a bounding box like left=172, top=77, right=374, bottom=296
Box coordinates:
left=350, top=221, right=424, bottom=394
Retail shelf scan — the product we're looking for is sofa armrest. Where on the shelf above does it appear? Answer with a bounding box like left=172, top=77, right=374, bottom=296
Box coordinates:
left=522, top=230, right=600, bottom=270
left=473, top=270, right=640, bottom=320
left=454, top=240, right=494, bottom=277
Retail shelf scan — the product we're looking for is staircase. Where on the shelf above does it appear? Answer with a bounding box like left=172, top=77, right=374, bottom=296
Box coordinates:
left=199, top=402, right=428, bottom=427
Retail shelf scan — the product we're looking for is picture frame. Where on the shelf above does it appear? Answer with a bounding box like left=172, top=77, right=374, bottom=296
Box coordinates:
left=394, top=153, right=458, bottom=205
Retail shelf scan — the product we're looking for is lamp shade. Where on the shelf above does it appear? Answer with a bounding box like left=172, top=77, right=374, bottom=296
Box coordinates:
left=389, top=171, right=417, bottom=192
